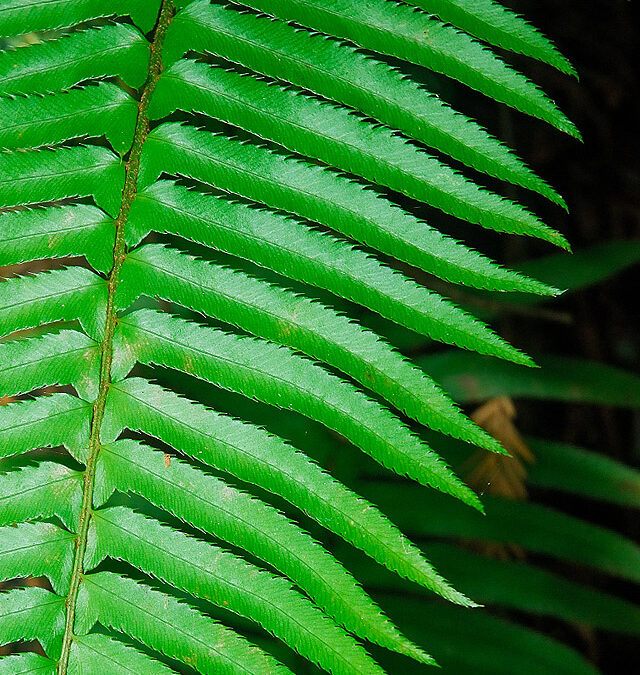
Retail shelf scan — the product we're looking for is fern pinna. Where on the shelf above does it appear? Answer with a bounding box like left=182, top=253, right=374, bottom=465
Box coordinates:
left=0, top=0, right=576, bottom=673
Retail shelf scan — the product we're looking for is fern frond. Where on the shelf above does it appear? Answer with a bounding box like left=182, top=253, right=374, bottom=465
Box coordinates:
left=0, top=83, right=137, bottom=154
left=129, top=181, right=554, bottom=311
left=0, top=394, right=91, bottom=462
left=140, top=122, right=568, bottom=250
left=0, top=205, right=115, bottom=273
left=0, top=521, right=74, bottom=594
left=0, top=23, right=149, bottom=96
left=0, top=330, right=100, bottom=399
left=390, top=0, right=576, bottom=75
left=116, top=242, right=525, bottom=370
left=114, top=309, right=482, bottom=506
left=96, top=439, right=432, bottom=663
left=164, top=1, right=564, bottom=203
left=102, top=378, right=474, bottom=607
left=149, top=59, right=554, bottom=237
left=0, top=267, right=107, bottom=341
left=0, top=587, right=65, bottom=657
left=116, top=243, right=502, bottom=450
left=0, top=0, right=582, bottom=670
left=238, top=0, right=578, bottom=137
left=0, top=462, right=82, bottom=530
left=0, top=144, right=124, bottom=216
left=88, top=507, right=387, bottom=675
left=77, top=572, right=293, bottom=675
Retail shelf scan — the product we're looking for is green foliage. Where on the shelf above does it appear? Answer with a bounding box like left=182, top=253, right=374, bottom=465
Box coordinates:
left=3, top=1, right=632, bottom=674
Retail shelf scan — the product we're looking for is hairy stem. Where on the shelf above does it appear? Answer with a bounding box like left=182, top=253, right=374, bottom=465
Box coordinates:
left=57, top=2, right=174, bottom=670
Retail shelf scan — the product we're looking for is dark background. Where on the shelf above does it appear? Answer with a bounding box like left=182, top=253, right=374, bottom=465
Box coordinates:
left=482, top=1, right=640, bottom=671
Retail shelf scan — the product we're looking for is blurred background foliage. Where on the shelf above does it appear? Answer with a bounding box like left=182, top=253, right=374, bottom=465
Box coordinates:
left=1, top=0, right=639, bottom=673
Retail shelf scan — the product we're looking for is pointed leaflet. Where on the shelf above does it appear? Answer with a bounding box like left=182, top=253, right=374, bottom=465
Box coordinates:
left=406, top=0, right=576, bottom=75
left=241, top=0, right=578, bottom=137
left=102, top=378, right=474, bottom=606
left=68, top=634, right=176, bottom=675
left=0, top=587, right=66, bottom=657
left=150, top=60, right=554, bottom=237
left=0, top=83, right=138, bottom=155
left=129, top=181, right=553, bottom=298
left=95, top=439, right=432, bottom=664
left=163, top=2, right=563, bottom=203
left=0, top=652, right=56, bottom=674
left=139, top=123, right=566, bottom=253
left=0, top=23, right=149, bottom=96
left=0, top=394, right=92, bottom=462
left=0, top=144, right=124, bottom=217
left=0, top=0, right=162, bottom=36
left=116, top=244, right=501, bottom=451
left=77, top=573, right=292, bottom=675
left=114, top=309, right=482, bottom=508
left=0, top=521, right=74, bottom=595
left=0, top=267, right=108, bottom=342
left=88, top=507, right=387, bottom=675
left=0, top=330, right=100, bottom=400
left=0, top=462, right=82, bottom=530
left=0, top=205, right=115, bottom=274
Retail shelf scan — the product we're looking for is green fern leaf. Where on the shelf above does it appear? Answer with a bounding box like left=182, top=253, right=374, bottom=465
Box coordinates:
left=77, top=572, right=293, bottom=675
left=128, top=182, right=554, bottom=313
left=0, top=144, right=124, bottom=216
left=404, top=0, right=576, bottom=75
left=114, top=309, right=482, bottom=506
left=0, top=330, right=100, bottom=399
left=103, top=378, right=473, bottom=605
left=0, top=205, right=115, bottom=273
left=88, top=507, right=387, bottom=675
left=95, top=439, right=432, bottom=663
left=102, top=378, right=474, bottom=607
left=115, top=243, right=502, bottom=450
left=0, top=83, right=137, bottom=154
left=0, top=462, right=83, bottom=530
left=239, top=0, right=578, bottom=137
left=0, top=587, right=65, bottom=657
left=0, top=0, right=582, bottom=670
left=0, top=521, right=74, bottom=594
left=0, top=268, right=107, bottom=341
left=0, top=23, right=149, bottom=96
left=149, top=59, right=554, bottom=236
left=139, top=122, right=568, bottom=250
left=0, top=652, right=56, bottom=674
left=164, top=1, right=564, bottom=204
left=0, top=0, right=162, bottom=37
left=0, top=394, right=91, bottom=462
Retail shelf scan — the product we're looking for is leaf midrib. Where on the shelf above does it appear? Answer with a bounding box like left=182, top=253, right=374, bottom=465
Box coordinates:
left=56, top=2, right=175, bottom=672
